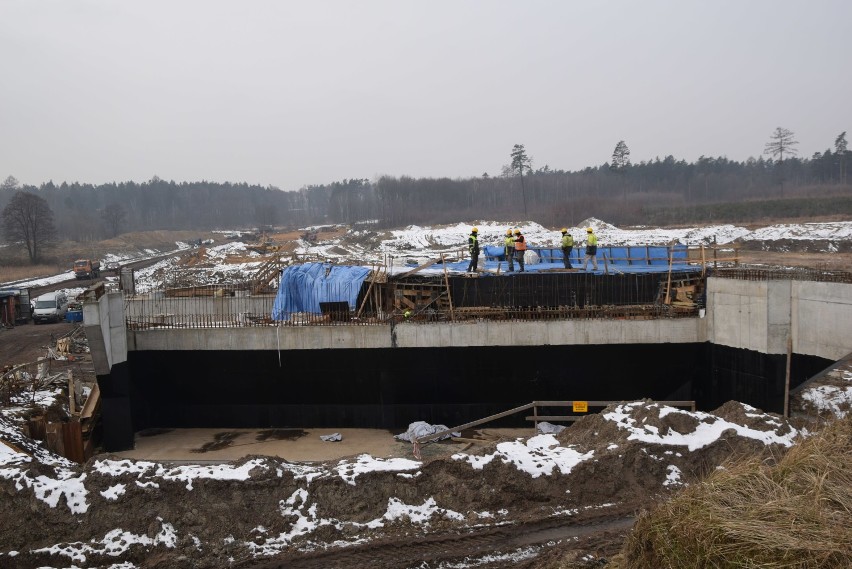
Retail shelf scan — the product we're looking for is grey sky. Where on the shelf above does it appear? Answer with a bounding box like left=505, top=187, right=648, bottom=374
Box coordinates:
left=1, top=1, right=849, bottom=191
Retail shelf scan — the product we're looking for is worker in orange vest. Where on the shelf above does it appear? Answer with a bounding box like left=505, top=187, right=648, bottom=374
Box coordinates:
left=513, top=229, right=527, bottom=272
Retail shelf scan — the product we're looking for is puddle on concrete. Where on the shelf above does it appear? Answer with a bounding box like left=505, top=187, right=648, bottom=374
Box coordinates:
left=255, top=429, right=307, bottom=442
left=191, top=431, right=242, bottom=453
left=137, top=428, right=174, bottom=437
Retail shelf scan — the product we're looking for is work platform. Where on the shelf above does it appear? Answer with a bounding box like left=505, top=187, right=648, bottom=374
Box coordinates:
left=390, top=243, right=696, bottom=277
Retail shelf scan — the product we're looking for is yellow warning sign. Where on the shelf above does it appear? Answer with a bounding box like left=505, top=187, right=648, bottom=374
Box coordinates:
left=572, top=401, right=588, bottom=413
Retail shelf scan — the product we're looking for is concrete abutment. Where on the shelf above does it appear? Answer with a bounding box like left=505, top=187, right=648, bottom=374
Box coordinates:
left=84, top=276, right=852, bottom=451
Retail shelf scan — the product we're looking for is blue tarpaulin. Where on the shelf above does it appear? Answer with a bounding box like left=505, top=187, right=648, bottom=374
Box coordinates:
left=272, top=263, right=371, bottom=320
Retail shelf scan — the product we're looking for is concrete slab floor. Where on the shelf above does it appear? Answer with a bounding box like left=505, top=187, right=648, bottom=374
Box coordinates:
left=105, top=427, right=534, bottom=463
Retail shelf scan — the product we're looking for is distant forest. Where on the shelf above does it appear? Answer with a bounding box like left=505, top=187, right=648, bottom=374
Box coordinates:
left=1, top=143, right=851, bottom=242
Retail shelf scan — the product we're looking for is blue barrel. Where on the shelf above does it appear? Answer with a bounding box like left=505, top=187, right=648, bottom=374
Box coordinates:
left=66, top=310, right=83, bottom=322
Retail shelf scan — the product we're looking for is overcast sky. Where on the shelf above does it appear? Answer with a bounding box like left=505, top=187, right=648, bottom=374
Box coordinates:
left=1, top=1, right=849, bottom=191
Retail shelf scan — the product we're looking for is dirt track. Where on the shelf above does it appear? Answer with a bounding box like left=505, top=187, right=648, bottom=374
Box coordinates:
left=0, top=320, right=75, bottom=367
left=244, top=515, right=636, bottom=569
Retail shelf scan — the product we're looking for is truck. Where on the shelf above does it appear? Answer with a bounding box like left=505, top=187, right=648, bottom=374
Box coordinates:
left=73, top=259, right=101, bottom=279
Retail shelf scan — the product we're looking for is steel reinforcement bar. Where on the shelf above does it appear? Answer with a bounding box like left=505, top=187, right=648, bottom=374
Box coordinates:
left=712, top=266, right=852, bottom=284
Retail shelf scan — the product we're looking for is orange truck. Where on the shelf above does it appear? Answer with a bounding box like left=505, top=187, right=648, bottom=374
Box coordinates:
left=73, top=259, right=101, bottom=279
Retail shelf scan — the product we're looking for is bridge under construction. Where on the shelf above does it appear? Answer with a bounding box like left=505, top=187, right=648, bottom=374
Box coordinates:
left=83, top=247, right=852, bottom=452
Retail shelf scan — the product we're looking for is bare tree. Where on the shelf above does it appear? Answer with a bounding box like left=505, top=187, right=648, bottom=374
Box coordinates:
left=510, top=144, right=532, bottom=216
left=764, top=127, right=799, bottom=163
left=1, top=191, right=57, bottom=263
left=100, top=202, right=127, bottom=237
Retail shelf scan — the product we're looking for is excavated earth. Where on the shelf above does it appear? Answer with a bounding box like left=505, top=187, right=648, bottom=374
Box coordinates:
left=0, top=397, right=812, bottom=569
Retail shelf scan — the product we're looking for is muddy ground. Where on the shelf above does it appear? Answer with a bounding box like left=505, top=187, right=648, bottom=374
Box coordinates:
left=0, top=397, right=811, bottom=569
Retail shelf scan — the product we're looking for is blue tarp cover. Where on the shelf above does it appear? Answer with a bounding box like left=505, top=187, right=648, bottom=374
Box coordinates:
left=272, top=263, right=371, bottom=320
left=472, top=244, right=694, bottom=274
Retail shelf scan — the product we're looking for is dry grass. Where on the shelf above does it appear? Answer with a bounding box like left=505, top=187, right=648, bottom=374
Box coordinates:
left=611, top=416, right=852, bottom=568
left=0, top=263, right=66, bottom=283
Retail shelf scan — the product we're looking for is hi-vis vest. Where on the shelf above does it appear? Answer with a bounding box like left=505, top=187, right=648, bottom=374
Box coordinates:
left=514, top=235, right=527, bottom=251
left=468, top=234, right=478, bottom=253
left=562, top=234, right=574, bottom=248
left=504, top=235, right=515, bottom=250
left=587, top=234, right=598, bottom=246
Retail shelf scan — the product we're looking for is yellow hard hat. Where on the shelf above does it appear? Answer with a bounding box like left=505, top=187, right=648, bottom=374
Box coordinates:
left=561, top=228, right=567, bottom=233
left=506, top=229, right=512, bottom=235
left=514, top=229, right=521, bottom=235
left=472, top=227, right=478, bottom=233
left=586, top=227, right=593, bottom=233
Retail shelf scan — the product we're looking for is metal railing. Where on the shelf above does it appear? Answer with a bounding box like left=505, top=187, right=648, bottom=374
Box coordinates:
left=712, top=265, right=852, bottom=284
left=124, top=276, right=703, bottom=330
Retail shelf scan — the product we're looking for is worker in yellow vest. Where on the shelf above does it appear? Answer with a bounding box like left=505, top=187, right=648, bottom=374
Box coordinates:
left=560, top=228, right=574, bottom=269
left=467, top=227, right=480, bottom=273
left=582, top=227, right=599, bottom=271
left=504, top=229, right=515, bottom=272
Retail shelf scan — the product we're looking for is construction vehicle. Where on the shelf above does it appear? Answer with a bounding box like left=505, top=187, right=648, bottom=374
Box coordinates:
left=73, top=259, right=101, bottom=279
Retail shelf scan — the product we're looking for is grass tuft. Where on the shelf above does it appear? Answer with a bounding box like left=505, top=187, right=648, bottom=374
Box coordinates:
left=612, top=415, right=852, bottom=568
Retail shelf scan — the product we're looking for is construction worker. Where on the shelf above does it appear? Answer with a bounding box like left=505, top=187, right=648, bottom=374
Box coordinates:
left=513, top=229, right=526, bottom=272
left=504, top=229, right=515, bottom=272
left=582, top=227, right=599, bottom=271
left=467, top=227, right=480, bottom=273
left=560, top=228, right=574, bottom=269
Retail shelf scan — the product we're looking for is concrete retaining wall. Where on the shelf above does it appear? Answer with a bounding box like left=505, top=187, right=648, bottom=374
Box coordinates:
left=83, top=293, right=127, bottom=375
left=88, top=277, right=852, bottom=360
left=705, top=278, right=852, bottom=360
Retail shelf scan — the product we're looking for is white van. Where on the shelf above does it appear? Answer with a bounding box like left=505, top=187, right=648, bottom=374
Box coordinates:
left=33, top=291, right=68, bottom=324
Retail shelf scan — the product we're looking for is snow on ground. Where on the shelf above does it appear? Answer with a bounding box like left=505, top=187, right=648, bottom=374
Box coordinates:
left=603, top=401, right=799, bottom=450
left=0, top=402, right=809, bottom=535
left=2, top=389, right=850, bottom=565
left=126, top=218, right=852, bottom=291
left=799, top=366, right=852, bottom=418
left=5, top=219, right=851, bottom=292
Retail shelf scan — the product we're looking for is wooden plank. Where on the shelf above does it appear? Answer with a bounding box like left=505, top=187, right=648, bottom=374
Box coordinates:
left=414, top=402, right=534, bottom=444
left=355, top=265, right=377, bottom=318
left=664, top=247, right=674, bottom=304
left=27, top=416, right=46, bottom=441
left=79, top=383, right=100, bottom=420
left=62, top=421, right=85, bottom=463
left=0, top=439, right=31, bottom=457
left=533, top=400, right=695, bottom=409
left=441, top=253, right=454, bottom=322
left=397, top=259, right=439, bottom=279
left=450, top=437, right=493, bottom=445
left=525, top=416, right=583, bottom=422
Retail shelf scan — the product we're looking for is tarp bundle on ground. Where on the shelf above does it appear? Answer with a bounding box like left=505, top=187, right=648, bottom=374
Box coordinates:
left=395, top=421, right=460, bottom=442
left=271, top=263, right=371, bottom=320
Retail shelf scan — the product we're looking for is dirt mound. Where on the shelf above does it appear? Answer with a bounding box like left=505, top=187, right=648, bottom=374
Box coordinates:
left=0, top=400, right=804, bottom=568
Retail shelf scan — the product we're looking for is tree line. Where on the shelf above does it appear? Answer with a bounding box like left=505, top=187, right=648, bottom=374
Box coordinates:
left=2, top=129, right=850, bottom=263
